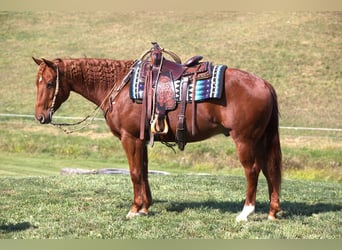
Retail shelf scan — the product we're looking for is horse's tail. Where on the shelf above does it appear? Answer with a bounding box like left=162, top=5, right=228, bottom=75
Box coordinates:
left=263, top=83, right=282, bottom=185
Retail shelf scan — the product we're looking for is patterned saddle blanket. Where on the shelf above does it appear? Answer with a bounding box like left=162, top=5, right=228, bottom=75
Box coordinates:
left=130, top=60, right=227, bottom=103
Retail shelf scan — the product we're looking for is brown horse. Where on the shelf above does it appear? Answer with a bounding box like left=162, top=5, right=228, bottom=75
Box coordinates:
left=32, top=53, right=282, bottom=221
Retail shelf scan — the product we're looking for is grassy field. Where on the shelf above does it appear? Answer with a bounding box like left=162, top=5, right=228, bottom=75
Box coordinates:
left=0, top=117, right=341, bottom=182
left=1, top=174, right=341, bottom=239
left=0, top=11, right=341, bottom=239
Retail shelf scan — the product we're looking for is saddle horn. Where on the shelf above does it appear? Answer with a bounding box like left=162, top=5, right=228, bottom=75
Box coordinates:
left=138, top=43, right=182, bottom=64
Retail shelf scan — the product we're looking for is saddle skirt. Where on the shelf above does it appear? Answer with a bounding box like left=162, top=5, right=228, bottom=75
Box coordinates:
left=130, top=60, right=227, bottom=103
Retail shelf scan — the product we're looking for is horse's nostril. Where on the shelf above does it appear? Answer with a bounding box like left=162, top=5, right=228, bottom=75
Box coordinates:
left=37, top=115, right=45, bottom=124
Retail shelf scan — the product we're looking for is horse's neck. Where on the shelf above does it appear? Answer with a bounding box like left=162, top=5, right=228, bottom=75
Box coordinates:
left=63, top=58, right=134, bottom=106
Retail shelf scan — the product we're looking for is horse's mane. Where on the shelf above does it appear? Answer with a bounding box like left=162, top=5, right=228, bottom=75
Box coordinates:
left=62, top=58, right=134, bottom=92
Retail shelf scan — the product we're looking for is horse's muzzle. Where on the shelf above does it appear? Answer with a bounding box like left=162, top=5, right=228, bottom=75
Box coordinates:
left=36, top=113, right=51, bottom=124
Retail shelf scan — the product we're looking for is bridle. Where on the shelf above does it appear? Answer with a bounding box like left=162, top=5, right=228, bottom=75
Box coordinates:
left=48, top=64, right=60, bottom=122
left=48, top=63, right=99, bottom=131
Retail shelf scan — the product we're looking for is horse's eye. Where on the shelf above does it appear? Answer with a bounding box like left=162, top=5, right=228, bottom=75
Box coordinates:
left=47, top=82, right=55, bottom=89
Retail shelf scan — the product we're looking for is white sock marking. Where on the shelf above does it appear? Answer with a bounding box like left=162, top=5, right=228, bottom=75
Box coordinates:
left=236, top=205, right=255, bottom=221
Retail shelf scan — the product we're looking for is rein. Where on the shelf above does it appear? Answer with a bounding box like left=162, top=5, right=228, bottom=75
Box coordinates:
left=50, top=62, right=135, bottom=134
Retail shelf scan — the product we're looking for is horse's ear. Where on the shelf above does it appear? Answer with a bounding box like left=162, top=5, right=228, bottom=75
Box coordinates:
left=32, top=57, right=43, bottom=66
left=42, top=58, right=56, bottom=69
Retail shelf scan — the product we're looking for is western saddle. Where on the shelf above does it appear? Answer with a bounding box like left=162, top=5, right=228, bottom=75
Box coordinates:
left=138, top=42, right=213, bottom=150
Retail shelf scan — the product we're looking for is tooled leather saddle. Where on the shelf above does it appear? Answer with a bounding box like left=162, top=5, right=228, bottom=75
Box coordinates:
left=130, top=42, right=226, bottom=150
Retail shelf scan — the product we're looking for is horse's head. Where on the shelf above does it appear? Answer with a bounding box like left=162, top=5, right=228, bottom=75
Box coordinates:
left=32, top=57, right=70, bottom=124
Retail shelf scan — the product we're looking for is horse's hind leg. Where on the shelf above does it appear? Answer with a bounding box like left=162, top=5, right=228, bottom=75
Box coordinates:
left=235, top=139, right=281, bottom=221
left=260, top=168, right=281, bottom=220
left=259, top=159, right=281, bottom=220
left=255, top=130, right=282, bottom=220
left=236, top=164, right=261, bottom=221
left=234, top=140, right=260, bottom=221
left=252, top=137, right=281, bottom=220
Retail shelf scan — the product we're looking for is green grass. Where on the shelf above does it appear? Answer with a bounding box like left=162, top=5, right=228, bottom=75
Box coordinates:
left=0, top=118, right=341, bottom=181
left=0, top=174, right=341, bottom=239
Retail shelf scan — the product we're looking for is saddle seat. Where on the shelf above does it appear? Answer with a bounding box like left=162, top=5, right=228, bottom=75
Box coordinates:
left=160, top=55, right=211, bottom=82
left=160, top=55, right=204, bottom=80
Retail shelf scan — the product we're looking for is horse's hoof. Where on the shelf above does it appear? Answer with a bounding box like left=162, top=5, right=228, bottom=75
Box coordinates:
left=267, top=214, right=276, bottom=220
left=126, top=210, right=148, bottom=219
left=126, top=211, right=140, bottom=219
left=236, top=214, right=248, bottom=222
left=138, top=209, right=148, bottom=216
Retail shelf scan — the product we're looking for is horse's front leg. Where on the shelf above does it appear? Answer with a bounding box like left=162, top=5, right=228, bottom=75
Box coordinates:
left=121, top=135, right=152, bottom=218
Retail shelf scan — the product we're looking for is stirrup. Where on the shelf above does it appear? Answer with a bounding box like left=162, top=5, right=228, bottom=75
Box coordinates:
left=151, top=114, right=169, bottom=135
